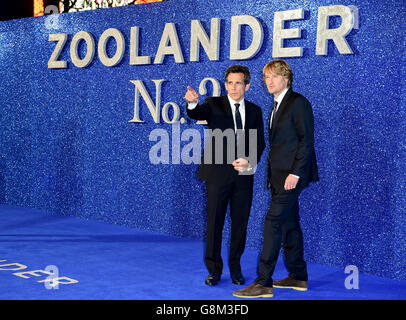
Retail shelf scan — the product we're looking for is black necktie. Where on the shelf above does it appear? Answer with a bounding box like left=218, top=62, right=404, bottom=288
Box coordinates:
left=270, top=101, right=278, bottom=128
left=235, top=103, right=243, bottom=131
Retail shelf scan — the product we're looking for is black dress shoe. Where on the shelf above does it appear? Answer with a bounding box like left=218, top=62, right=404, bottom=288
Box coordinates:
left=205, top=274, right=221, bottom=286
left=231, top=271, right=245, bottom=285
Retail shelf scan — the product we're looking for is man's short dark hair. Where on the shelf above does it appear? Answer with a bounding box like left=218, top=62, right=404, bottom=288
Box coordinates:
left=225, top=65, right=251, bottom=85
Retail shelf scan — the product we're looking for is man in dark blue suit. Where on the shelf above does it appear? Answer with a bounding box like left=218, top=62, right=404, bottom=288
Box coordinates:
left=234, top=60, right=318, bottom=298
left=185, top=65, right=265, bottom=286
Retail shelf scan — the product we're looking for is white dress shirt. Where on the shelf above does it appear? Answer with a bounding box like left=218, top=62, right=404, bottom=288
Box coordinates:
left=228, top=95, right=246, bottom=131
left=187, top=95, right=246, bottom=131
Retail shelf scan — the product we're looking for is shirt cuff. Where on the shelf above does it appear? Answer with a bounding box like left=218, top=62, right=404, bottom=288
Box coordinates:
left=187, top=102, right=198, bottom=110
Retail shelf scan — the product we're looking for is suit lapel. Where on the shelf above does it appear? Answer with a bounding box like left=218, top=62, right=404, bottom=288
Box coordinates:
left=221, top=95, right=233, bottom=117
left=244, top=100, right=254, bottom=129
left=221, top=95, right=238, bottom=132
left=271, top=88, right=292, bottom=138
left=273, top=89, right=292, bottom=124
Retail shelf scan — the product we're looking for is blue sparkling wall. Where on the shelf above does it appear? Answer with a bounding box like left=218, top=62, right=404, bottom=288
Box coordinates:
left=0, top=0, right=405, bottom=280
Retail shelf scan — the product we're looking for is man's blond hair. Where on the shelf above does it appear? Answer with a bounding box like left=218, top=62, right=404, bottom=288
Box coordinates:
left=263, top=59, right=293, bottom=88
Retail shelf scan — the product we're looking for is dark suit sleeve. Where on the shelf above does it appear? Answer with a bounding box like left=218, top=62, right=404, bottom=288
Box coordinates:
left=290, top=97, right=315, bottom=178
left=186, top=97, right=212, bottom=121
left=256, top=107, right=266, bottom=164
left=245, top=106, right=265, bottom=170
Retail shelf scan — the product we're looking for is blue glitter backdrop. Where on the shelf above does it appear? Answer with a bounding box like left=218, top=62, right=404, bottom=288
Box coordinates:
left=0, top=0, right=405, bottom=281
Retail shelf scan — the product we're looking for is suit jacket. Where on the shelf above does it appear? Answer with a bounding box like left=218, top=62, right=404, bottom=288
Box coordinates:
left=267, top=88, right=319, bottom=191
left=187, top=95, right=266, bottom=185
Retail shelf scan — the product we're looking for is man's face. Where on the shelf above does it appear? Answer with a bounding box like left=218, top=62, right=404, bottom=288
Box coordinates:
left=264, top=69, right=288, bottom=98
left=225, top=72, right=250, bottom=102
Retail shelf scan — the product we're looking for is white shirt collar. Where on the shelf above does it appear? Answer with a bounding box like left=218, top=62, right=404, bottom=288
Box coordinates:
left=227, top=95, right=245, bottom=110
left=274, top=87, right=289, bottom=106
left=227, top=95, right=245, bottom=130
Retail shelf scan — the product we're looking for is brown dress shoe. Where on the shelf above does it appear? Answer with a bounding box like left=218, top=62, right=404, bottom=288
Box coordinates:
left=273, top=276, right=308, bottom=291
left=233, top=282, right=274, bottom=298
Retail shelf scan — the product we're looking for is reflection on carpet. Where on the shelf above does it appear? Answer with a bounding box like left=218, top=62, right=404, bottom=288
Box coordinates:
left=0, top=204, right=405, bottom=300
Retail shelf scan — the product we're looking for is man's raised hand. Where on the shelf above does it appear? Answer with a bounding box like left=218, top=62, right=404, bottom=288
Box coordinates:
left=185, top=86, right=199, bottom=104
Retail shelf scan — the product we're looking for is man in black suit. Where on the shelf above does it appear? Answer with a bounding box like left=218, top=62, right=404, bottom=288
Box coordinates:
left=233, top=59, right=318, bottom=298
left=185, top=65, right=265, bottom=286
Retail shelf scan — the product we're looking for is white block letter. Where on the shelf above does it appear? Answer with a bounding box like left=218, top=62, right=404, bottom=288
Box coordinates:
left=70, top=31, right=95, bottom=68
left=129, top=79, right=165, bottom=123
left=272, top=9, right=304, bottom=58
left=154, top=23, right=184, bottom=64
left=130, top=26, right=151, bottom=65
left=48, top=33, right=68, bottom=69
left=0, top=262, right=27, bottom=271
left=316, top=5, right=354, bottom=55
left=230, top=15, right=263, bottom=60
left=190, top=18, right=220, bottom=62
left=98, top=28, right=125, bottom=67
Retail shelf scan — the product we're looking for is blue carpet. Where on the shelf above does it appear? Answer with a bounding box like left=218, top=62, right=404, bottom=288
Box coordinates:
left=0, top=204, right=405, bottom=300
